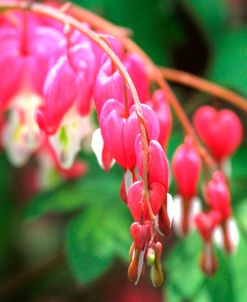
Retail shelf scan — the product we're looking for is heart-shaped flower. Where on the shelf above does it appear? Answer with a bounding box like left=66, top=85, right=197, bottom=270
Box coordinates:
left=94, top=52, right=149, bottom=116
left=130, top=221, right=150, bottom=250
left=0, top=24, right=64, bottom=111
left=100, top=99, right=159, bottom=169
left=147, top=89, right=172, bottom=149
left=127, top=180, right=166, bottom=222
left=204, top=171, right=231, bottom=220
left=193, top=106, right=243, bottom=161
left=195, top=210, right=222, bottom=242
left=172, top=137, right=201, bottom=199
left=135, top=136, right=169, bottom=189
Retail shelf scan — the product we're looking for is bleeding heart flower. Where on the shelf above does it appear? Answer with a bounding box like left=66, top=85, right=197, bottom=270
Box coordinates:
left=127, top=180, right=166, bottom=222
left=172, top=136, right=202, bottom=199
left=93, top=58, right=125, bottom=115
left=195, top=210, right=221, bottom=276
left=36, top=55, right=81, bottom=134
left=100, top=99, right=159, bottom=169
left=193, top=106, right=243, bottom=161
left=147, top=89, right=172, bottom=149
left=135, top=136, right=169, bottom=189
left=204, top=171, right=231, bottom=220
left=94, top=52, right=149, bottom=116
left=195, top=211, right=222, bottom=242
left=0, top=24, right=64, bottom=111
left=124, top=52, right=150, bottom=103
left=130, top=221, right=151, bottom=250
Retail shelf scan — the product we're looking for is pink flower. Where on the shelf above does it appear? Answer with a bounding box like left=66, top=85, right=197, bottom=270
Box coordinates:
left=172, top=137, right=201, bottom=199
left=193, top=106, right=243, bottom=162
left=195, top=211, right=221, bottom=276
left=0, top=24, right=64, bottom=111
left=36, top=56, right=81, bottom=134
left=135, top=136, right=169, bottom=189
left=93, top=58, right=125, bottom=115
left=99, top=99, right=159, bottom=169
left=127, top=180, right=166, bottom=222
left=36, top=42, right=96, bottom=134
left=205, top=171, right=231, bottom=220
left=94, top=52, right=149, bottom=115
left=147, top=89, right=172, bottom=149
left=172, top=137, right=202, bottom=235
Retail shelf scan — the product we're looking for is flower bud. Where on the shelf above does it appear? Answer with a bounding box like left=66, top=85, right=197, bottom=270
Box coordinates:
left=147, top=248, right=155, bottom=266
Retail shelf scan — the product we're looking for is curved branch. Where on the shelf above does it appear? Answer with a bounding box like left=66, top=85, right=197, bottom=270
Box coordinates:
left=160, top=67, right=247, bottom=113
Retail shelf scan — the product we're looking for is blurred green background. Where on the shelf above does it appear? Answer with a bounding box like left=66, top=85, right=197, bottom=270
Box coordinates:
left=0, top=0, right=247, bottom=301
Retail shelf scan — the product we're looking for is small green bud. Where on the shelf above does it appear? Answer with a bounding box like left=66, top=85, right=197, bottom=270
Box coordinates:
left=147, top=248, right=155, bottom=266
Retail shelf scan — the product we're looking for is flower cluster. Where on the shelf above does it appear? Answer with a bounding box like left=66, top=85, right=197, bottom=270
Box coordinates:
left=0, top=1, right=244, bottom=286
left=0, top=5, right=96, bottom=188
left=172, top=106, right=242, bottom=275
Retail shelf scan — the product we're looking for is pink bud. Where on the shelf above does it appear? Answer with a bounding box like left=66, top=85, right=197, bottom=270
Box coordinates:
left=148, top=89, right=172, bottom=149
left=135, top=136, right=169, bottom=189
left=205, top=171, right=231, bottom=220
left=100, top=99, right=159, bottom=169
left=93, top=59, right=125, bottom=115
left=172, top=137, right=201, bottom=198
left=193, top=106, right=243, bottom=161
left=94, top=52, right=149, bottom=116
left=124, top=52, right=150, bottom=102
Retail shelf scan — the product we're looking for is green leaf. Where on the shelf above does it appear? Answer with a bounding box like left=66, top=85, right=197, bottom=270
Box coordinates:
left=205, top=231, right=247, bottom=302
left=203, top=250, right=235, bottom=302
left=165, top=232, right=204, bottom=300
left=235, top=199, right=247, bottom=238
left=231, top=232, right=247, bottom=301
left=232, top=145, right=247, bottom=179
left=230, top=145, right=247, bottom=204
left=66, top=201, right=131, bottom=283
left=208, top=29, right=247, bottom=96
left=165, top=224, right=247, bottom=302
left=24, top=155, right=122, bottom=220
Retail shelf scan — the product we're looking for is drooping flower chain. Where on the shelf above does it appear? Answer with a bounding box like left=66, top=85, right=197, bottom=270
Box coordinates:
left=0, top=0, right=244, bottom=285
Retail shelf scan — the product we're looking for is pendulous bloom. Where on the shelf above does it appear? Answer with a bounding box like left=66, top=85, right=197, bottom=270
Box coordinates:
left=172, top=136, right=202, bottom=236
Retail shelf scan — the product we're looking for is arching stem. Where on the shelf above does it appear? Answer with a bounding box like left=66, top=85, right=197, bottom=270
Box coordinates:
left=160, top=67, right=247, bottom=113
left=0, top=1, right=155, bottom=221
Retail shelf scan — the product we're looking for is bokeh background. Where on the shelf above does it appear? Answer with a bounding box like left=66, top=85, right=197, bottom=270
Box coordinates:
left=0, top=0, right=247, bottom=301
